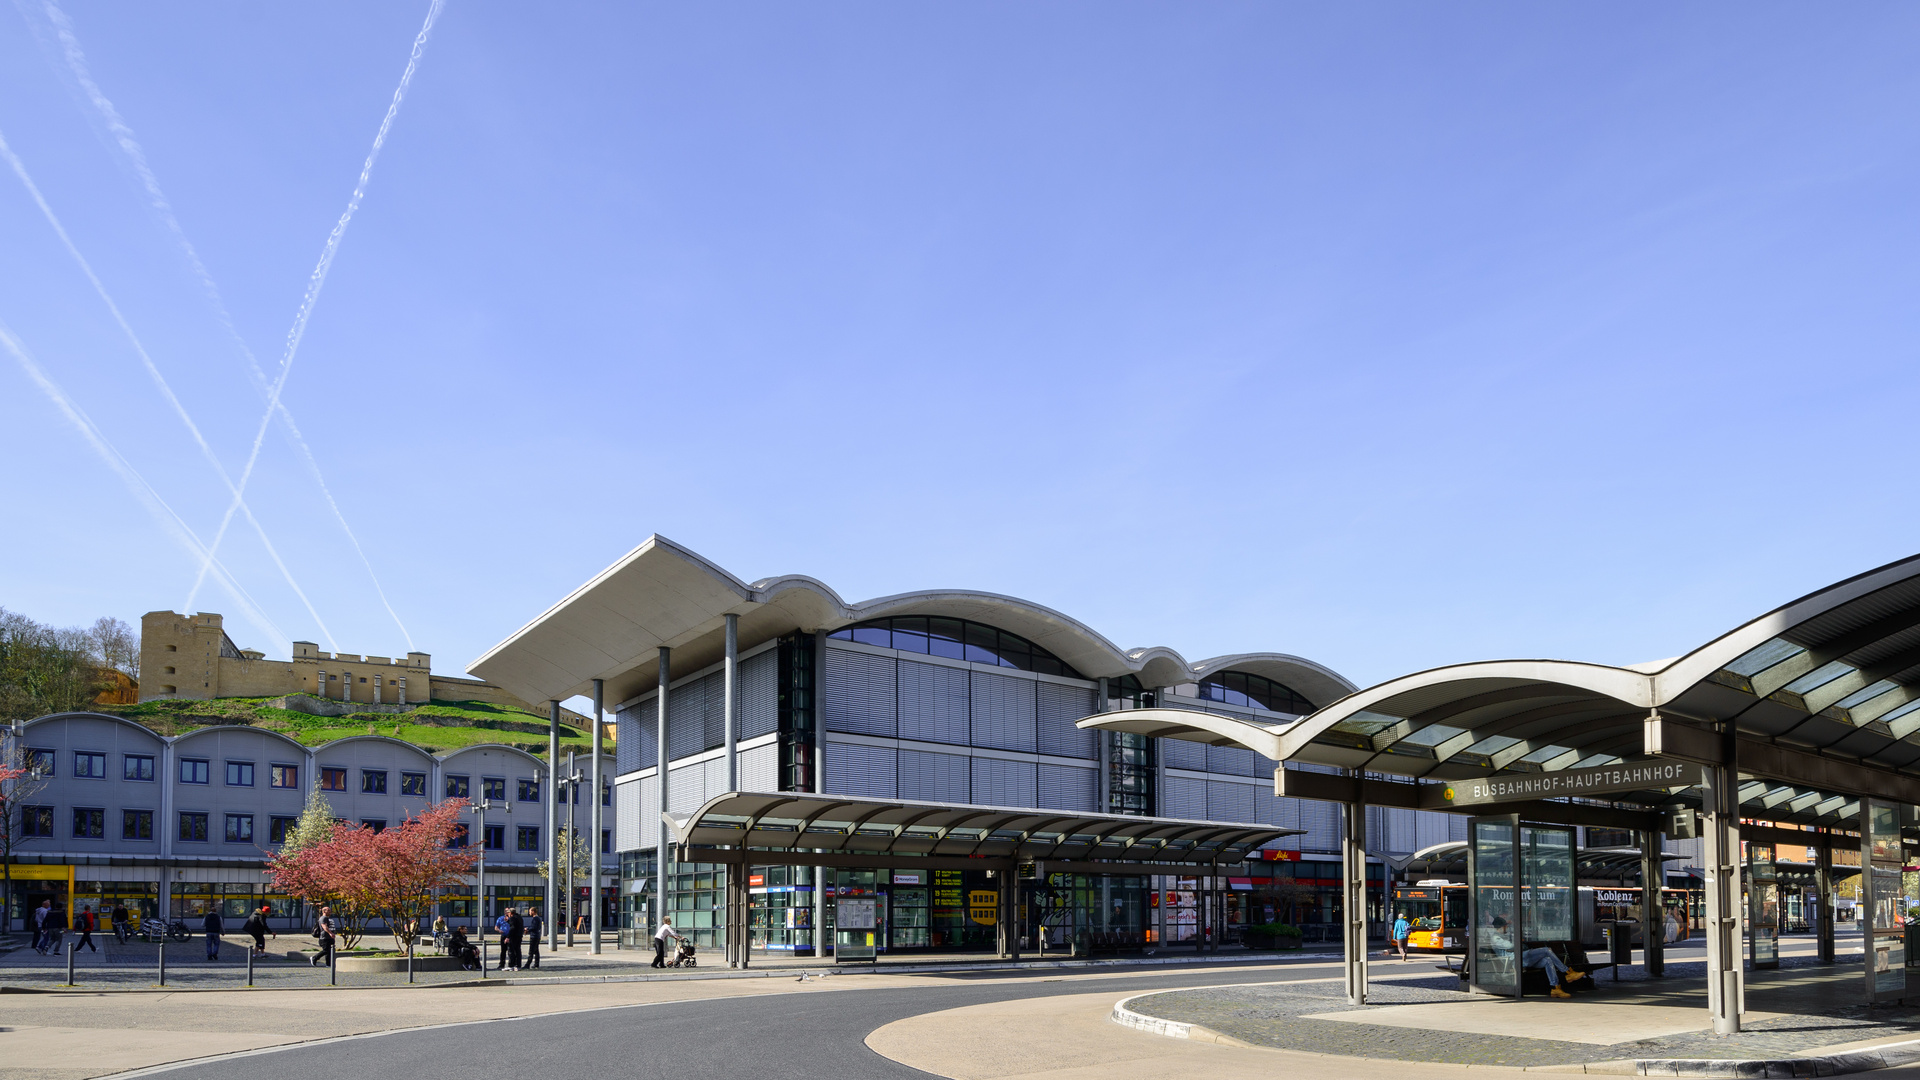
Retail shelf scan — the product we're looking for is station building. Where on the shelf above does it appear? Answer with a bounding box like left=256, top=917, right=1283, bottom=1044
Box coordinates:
left=1, top=711, right=614, bottom=933
left=468, top=535, right=1518, bottom=957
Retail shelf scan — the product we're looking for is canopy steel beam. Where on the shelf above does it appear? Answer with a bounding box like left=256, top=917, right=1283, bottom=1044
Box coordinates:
left=674, top=846, right=1252, bottom=876
left=1274, top=767, right=1662, bottom=830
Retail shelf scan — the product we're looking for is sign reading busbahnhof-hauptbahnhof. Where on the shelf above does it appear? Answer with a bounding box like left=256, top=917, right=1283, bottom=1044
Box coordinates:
left=1437, top=760, right=1702, bottom=808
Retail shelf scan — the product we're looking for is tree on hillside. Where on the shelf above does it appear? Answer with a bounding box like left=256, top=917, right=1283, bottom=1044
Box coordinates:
left=0, top=608, right=111, bottom=720
left=89, top=617, right=138, bottom=679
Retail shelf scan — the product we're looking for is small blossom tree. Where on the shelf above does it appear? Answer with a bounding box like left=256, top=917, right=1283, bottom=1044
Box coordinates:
left=268, top=801, right=474, bottom=952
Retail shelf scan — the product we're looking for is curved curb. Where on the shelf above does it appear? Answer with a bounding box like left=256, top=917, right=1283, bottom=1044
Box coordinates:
left=1111, top=989, right=1920, bottom=1077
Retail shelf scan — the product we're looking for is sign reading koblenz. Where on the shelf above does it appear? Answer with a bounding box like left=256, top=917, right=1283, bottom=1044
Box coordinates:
left=1430, top=760, right=1702, bottom=808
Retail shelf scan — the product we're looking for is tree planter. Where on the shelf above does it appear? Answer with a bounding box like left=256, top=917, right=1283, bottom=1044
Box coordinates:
left=333, top=954, right=463, bottom=973
left=1243, top=933, right=1304, bottom=950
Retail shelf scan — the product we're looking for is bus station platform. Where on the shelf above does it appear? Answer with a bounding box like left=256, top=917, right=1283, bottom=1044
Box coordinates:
left=1116, top=935, right=1920, bottom=1073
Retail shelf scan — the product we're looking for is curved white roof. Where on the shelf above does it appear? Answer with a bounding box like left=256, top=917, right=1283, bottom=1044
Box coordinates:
left=469, top=534, right=1357, bottom=710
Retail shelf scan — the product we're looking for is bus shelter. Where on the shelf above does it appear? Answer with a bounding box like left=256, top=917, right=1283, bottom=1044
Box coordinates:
left=661, top=791, right=1300, bottom=965
left=1081, top=553, right=1920, bottom=1033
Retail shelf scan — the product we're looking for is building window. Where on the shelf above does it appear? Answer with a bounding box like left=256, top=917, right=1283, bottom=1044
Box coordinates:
left=482, top=777, right=506, bottom=802
left=400, top=772, right=427, bottom=797
left=828, top=615, right=1085, bottom=678
left=517, top=778, right=540, bottom=802
left=21, top=806, right=53, bottom=837
left=362, top=819, right=387, bottom=834
left=445, top=774, right=470, bottom=799
left=448, top=824, right=469, bottom=848
left=602, top=829, right=611, bottom=854
left=26, top=748, right=55, bottom=776
left=225, top=813, right=254, bottom=843
left=226, top=761, right=255, bottom=787
left=319, top=767, right=347, bottom=792
left=483, top=824, right=505, bottom=850
left=602, top=782, right=611, bottom=807
left=180, top=758, right=210, bottom=785
left=1196, top=670, right=1315, bottom=714
left=73, top=751, right=107, bottom=779
left=179, top=812, right=209, bottom=842
left=269, top=816, right=297, bottom=844
left=124, top=754, right=155, bottom=782
left=269, top=764, right=299, bottom=789
left=517, top=825, right=540, bottom=851
left=72, top=807, right=105, bottom=839
left=362, top=770, right=388, bottom=795
left=123, top=809, right=153, bottom=841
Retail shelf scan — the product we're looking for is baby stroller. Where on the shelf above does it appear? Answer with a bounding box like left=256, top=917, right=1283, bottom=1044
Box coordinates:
left=667, top=940, right=697, bottom=968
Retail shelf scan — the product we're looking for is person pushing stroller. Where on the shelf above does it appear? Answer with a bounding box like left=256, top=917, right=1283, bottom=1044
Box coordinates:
left=652, top=916, right=685, bottom=969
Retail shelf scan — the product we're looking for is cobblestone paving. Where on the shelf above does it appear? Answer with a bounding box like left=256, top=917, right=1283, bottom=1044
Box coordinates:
left=1127, top=969, right=1920, bottom=1067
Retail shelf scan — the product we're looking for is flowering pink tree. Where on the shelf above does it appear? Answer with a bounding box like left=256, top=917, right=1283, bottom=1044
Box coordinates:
left=268, top=801, right=474, bottom=951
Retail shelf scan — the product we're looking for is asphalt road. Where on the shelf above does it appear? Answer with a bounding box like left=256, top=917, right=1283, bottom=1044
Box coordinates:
left=136, top=960, right=1341, bottom=1080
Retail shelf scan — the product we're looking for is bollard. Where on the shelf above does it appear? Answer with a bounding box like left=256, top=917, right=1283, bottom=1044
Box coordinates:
left=480, top=938, right=487, bottom=980
left=157, top=941, right=167, bottom=986
left=329, top=945, right=337, bottom=986
left=66, top=940, right=76, bottom=987
left=407, top=941, right=415, bottom=984
left=247, top=945, right=254, bottom=987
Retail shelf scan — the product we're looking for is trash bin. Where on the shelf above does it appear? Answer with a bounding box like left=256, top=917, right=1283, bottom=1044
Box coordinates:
left=1606, top=921, right=1632, bottom=977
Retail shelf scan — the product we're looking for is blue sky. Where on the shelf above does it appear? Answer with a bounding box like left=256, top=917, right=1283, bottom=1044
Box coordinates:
left=4, top=2, right=1919, bottom=704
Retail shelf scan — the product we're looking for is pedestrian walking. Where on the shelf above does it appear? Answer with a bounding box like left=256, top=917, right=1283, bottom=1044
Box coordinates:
left=31, top=899, right=52, bottom=954
left=652, top=915, right=682, bottom=969
left=74, top=905, right=98, bottom=952
left=525, top=906, right=543, bottom=970
left=243, top=904, right=274, bottom=956
left=311, top=905, right=339, bottom=967
left=203, top=909, right=224, bottom=960
left=111, top=902, right=131, bottom=944
left=1392, top=911, right=1411, bottom=960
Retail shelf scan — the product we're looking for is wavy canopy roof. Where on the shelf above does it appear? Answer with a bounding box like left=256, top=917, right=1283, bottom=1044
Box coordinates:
left=1083, top=553, right=1920, bottom=827
left=469, top=535, right=1356, bottom=711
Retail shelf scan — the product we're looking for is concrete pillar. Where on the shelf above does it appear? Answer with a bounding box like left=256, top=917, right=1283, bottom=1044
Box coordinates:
left=1343, top=793, right=1369, bottom=1005
left=724, top=614, right=738, bottom=793
left=655, top=648, right=671, bottom=950
left=1640, top=828, right=1664, bottom=977
left=590, top=679, right=605, bottom=953
left=1816, top=837, right=1835, bottom=964
left=547, top=700, right=560, bottom=953
left=1702, top=758, right=1743, bottom=1033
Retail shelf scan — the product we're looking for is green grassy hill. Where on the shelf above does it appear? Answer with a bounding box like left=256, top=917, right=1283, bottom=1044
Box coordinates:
left=97, top=698, right=605, bottom=758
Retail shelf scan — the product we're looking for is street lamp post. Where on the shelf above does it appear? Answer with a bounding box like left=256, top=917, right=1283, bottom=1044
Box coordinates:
left=559, top=752, right=583, bottom=947
left=470, top=797, right=509, bottom=973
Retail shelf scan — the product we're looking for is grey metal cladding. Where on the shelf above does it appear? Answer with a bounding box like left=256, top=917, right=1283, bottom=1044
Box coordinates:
left=969, top=757, right=1036, bottom=807
left=739, top=742, right=778, bottom=792
left=615, top=778, right=641, bottom=852
left=1037, top=682, right=1097, bottom=759
left=1162, top=738, right=1206, bottom=771
left=667, top=672, right=707, bottom=760
left=702, top=674, right=728, bottom=750
left=825, top=740, right=898, bottom=799
left=823, top=647, right=897, bottom=737
left=898, top=660, right=968, bottom=745
left=1206, top=780, right=1253, bottom=823
left=1162, top=774, right=1205, bottom=820
left=1300, top=798, right=1340, bottom=852
left=970, top=670, right=1037, bottom=753
left=615, top=704, right=646, bottom=773
left=899, top=749, right=969, bottom=803
left=740, top=650, right=778, bottom=739
left=1207, top=743, right=1257, bottom=777
left=1037, top=762, right=1095, bottom=812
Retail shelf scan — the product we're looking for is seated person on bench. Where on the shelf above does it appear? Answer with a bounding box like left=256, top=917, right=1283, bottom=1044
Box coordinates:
left=1488, top=917, right=1588, bottom=999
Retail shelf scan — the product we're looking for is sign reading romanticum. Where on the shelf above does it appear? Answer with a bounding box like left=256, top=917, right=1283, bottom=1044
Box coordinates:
left=1430, top=760, right=1701, bottom=808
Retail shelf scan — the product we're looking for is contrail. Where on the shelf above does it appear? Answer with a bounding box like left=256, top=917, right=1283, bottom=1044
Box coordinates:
left=0, top=125, right=339, bottom=652
left=33, top=0, right=418, bottom=651
left=0, top=321, right=290, bottom=652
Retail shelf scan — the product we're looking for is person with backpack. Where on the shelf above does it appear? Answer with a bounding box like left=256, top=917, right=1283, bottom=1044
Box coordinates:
left=310, top=905, right=339, bottom=967
left=242, top=905, right=274, bottom=956
left=73, top=905, right=98, bottom=952
left=203, top=908, right=224, bottom=960
left=31, top=900, right=52, bottom=955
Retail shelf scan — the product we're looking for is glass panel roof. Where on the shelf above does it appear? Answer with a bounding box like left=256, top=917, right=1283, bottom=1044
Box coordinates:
left=1782, top=660, right=1854, bottom=695
left=1726, top=638, right=1803, bottom=677
left=1330, top=710, right=1403, bottom=736
left=1835, top=680, right=1899, bottom=710
left=1397, top=724, right=1467, bottom=748
left=1518, top=745, right=1573, bottom=764
left=1463, top=735, right=1521, bottom=755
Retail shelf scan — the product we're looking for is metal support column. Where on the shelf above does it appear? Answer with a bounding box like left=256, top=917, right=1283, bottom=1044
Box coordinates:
left=1639, top=828, right=1664, bottom=977
left=590, top=679, right=605, bottom=953
left=547, top=699, right=560, bottom=955
left=1343, top=793, right=1369, bottom=1006
left=1816, top=837, right=1835, bottom=964
left=1702, top=754, right=1743, bottom=1034
left=726, top=851, right=744, bottom=968
left=654, top=650, right=671, bottom=950
left=1095, top=677, right=1110, bottom=813
left=1009, top=860, right=1022, bottom=962
left=724, top=613, right=739, bottom=793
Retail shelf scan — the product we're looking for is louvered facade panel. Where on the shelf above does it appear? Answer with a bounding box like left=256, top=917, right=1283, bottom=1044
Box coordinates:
left=616, top=703, right=650, bottom=775
left=667, top=760, right=706, bottom=814
left=1378, top=807, right=1418, bottom=854
left=969, top=757, right=1037, bottom=807
left=1414, top=810, right=1452, bottom=852
left=703, top=755, right=729, bottom=798
left=898, top=661, right=969, bottom=745
left=1036, top=682, right=1097, bottom=759
left=635, top=773, right=660, bottom=853
left=1036, top=762, right=1096, bottom=811
left=703, top=674, right=728, bottom=751
left=739, top=742, right=779, bottom=793
left=824, top=740, right=898, bottom=799
left=970, top=671, right=1037, bottom=752
left=1207, top=780, right=1254, bottom=823
left=668, top=674, right=709, bottom=760
left=740, top=650, right=779, bottom=739
left=1299, top=798, right=1340, bottom=853
left=616, top=777, right=643, bottom=852
left=1162, top=775, right=1206, bottom=820
left=1161, top=738, right=1206, bottom=771
left=823, top=647, right=898, bottom=737
left=1207, top=744, right=1257, bottom=777
left=899, top=749, right=970, bottom=803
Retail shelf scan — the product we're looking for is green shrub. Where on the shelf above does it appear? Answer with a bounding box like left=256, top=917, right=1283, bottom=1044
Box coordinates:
left=1248, top=922, right=1303, bottom=938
